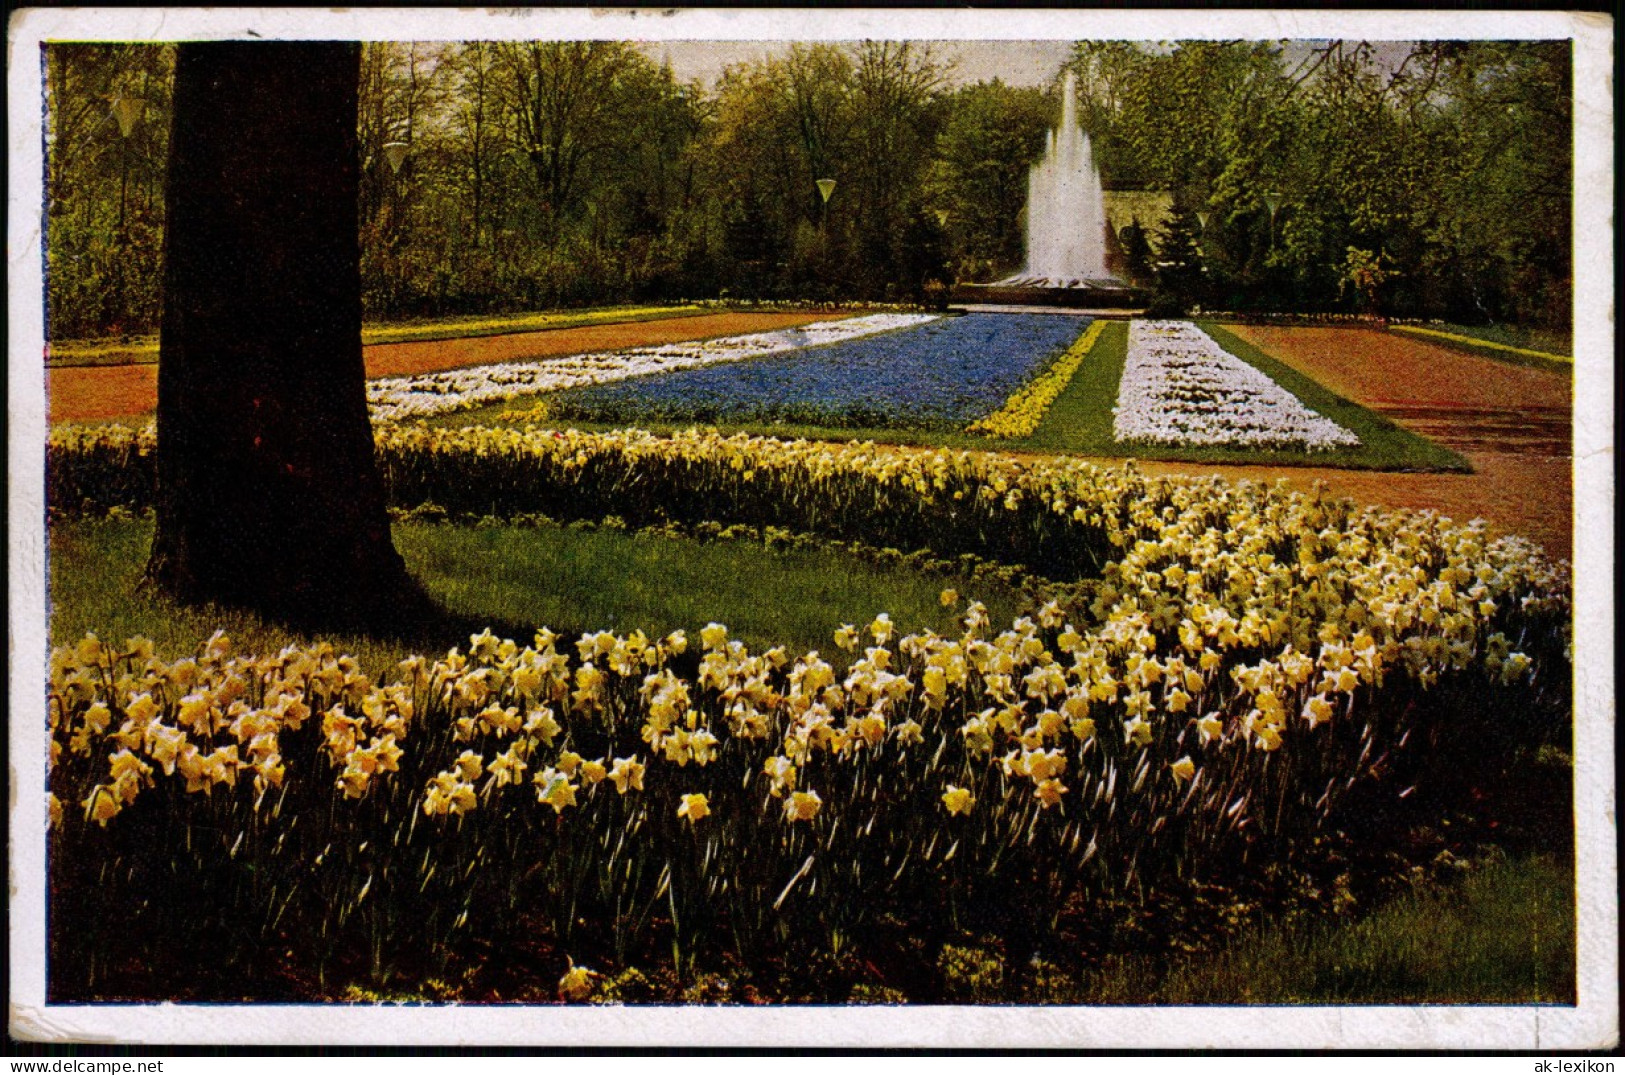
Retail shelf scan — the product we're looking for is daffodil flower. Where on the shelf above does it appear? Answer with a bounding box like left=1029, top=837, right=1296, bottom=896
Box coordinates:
left=1123, top=716, right=1153, bottom=747
left=784, top=790, right=823, bottom=822
left=941, top=785, right=975, bottom=816
left=869, top=613, right=894, bottom=645
left=1302, top=695, right=1335, bottom=729
left=558, top=960, right=599, bottom=1003
left=82, top=785, right=121, bottom=826
left=677, top=792, right=710, bottom=823
left=453, top=750, right=484, bottom=781
left=535, top=769, right=578, bottom=814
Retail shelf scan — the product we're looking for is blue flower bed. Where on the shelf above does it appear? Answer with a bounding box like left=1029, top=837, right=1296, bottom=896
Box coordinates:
left=548, top=313, right=1091, bottom=431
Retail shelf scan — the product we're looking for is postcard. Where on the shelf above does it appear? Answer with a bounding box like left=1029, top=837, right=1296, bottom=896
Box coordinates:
left=7, top=5, right=1615, bottom=1051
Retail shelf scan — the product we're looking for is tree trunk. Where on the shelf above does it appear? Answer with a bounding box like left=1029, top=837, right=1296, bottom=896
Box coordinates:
left=147, top=41, right=413, bottom=626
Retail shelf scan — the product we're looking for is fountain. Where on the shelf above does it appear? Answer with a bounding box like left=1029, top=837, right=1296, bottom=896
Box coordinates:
left=1010, top=70, right=1110, bottom=286
left=952, top=71, right=1145, bottom=309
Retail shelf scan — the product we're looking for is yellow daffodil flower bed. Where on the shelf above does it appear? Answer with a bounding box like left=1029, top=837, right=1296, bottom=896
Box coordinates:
left=968, top=320, right=1106, bottom=438
left=46, top=421, right=1571, bottom=996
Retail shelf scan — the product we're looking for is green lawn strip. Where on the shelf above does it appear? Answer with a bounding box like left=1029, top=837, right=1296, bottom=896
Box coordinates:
left=1072, top=854, right=1575, bottom=1004
left=1419, top=321, right=1571, bottom=358
left=44, top=341, right=161, bottom=368
left=406, top=521, right=1022, bottom=658
left=1388, top=324, right=1573, bottom=373
left=1017, top=318, right=1130, bottom=452
left=49, top=515, right=1024, bottom=678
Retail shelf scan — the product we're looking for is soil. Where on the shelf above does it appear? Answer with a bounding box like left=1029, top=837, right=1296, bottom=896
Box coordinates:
left=1134, top=325, right=1574, bottom=561
left=45, top=311, right=847, bottom=424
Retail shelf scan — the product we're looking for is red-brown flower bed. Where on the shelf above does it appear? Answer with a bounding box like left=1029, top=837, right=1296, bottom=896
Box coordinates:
left=46, top=311, right=848, bottom=424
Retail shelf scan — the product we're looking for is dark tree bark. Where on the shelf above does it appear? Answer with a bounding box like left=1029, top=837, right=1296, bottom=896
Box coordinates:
left=147, top=41, right=414, bottom=625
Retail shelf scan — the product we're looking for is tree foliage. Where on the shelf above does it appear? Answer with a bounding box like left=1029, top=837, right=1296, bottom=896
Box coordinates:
left=1067, top=39, right=1573, bottom=323
left=45, top=44, right=172, bottom=337
left=44, top=38, right=1573, bottom=334
left=929, top=79, right=1052, bottom=280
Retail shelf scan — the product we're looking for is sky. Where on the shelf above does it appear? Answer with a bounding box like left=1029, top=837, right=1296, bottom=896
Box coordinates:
left=639, top=39, right=1424, bottom=93
left=644, top=40, right=1077, bottom=90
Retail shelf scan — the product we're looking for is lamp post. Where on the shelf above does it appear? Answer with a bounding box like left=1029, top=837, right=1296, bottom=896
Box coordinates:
left=1263, top=192, right=1281, bottom=248
left=110, top=96, right=144, bottom=331
left=816, top=177, right=836, bottom=232
left=110, top=97, right=143, bottom=234
left=383, top=141, right=410, bottom=175
left=111, top=95, right=144, bottom=138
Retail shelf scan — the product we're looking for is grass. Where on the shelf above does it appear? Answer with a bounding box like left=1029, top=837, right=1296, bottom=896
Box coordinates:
left=448, top=318, right=1466, bottom=473
left=1070, top=854, right=1575, bottom=1004
left=1416, top=321, right=1570, bottom=357
left=48, top=515, right=1026, bottom=675
left=1388, top=323, right=1573, bottom=372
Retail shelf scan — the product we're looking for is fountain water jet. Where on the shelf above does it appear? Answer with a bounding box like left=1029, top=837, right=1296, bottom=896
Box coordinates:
left=952, top=70, right=1146, bottom=308
left=1008, top=70, right=1111, bottom=287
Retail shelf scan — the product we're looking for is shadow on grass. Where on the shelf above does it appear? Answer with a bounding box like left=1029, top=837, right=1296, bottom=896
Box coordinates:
left=51, top=514, right=1027, bottom=677
left=51, top=516, right=544, bottom=677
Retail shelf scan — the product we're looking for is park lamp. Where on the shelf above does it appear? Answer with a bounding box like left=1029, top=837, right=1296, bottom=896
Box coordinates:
left=816, top=178, right=837, bottom=203
left=1196, top=210, right=1210, bottom=231
left=1263, top=192, right=1282, bottom=219
left=383, top=141, right=411, bottom=175
left=111, top=96, right=144, bottom=138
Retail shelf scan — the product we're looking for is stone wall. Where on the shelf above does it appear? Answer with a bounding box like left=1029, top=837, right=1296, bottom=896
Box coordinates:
left=1104, top=190, right=1173, bottom=237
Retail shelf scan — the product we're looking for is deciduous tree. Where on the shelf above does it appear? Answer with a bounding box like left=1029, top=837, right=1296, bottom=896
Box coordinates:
left=146, top=41, right=415, bottom=626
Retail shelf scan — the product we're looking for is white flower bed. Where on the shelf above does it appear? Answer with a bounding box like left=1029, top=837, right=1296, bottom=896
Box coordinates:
left=1113, top=321, right=1361, bottom=451
left=368, top=313, right=940, bottom=423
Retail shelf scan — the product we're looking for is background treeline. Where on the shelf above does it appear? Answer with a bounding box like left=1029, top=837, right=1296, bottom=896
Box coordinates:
left=46, top=39, right=1570, bottom=338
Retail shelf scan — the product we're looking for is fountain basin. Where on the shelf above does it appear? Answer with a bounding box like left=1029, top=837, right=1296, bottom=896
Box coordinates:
left=950, top=279, right=1148, bottom=309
